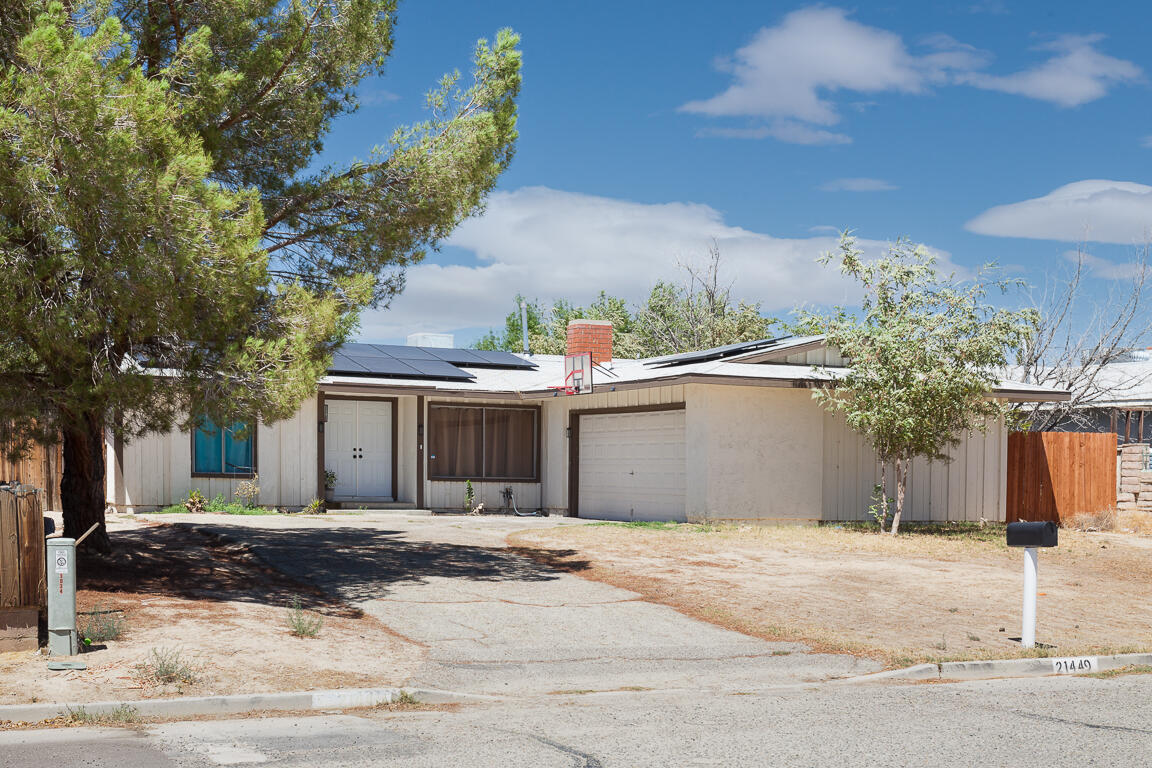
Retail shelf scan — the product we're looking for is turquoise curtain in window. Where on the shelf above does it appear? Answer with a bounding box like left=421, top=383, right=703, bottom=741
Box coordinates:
left=193, top=417, right=253, bottom=474
left=193, top=418, right=224, bottom=474
left=224, top=422, right=253, bottom=473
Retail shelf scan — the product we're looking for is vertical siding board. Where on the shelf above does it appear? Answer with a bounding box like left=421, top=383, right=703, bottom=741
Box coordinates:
left=982, top=423, right=998, bottom=521
left=821, top=411, right=834, bottom=520
left=949, top=434, right=967, bottom=522
left=996, top=420, right=1008, bottom=522
left=1005, top=432, right=1115, bottom=523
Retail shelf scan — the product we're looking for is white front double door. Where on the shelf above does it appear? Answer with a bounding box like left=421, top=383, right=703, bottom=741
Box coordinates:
left=325, top=399, right=393, bottom=500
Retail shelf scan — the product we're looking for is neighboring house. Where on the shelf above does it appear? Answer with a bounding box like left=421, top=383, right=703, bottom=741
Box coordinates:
left=104, top=321, right=1066, bottom=523
left=1041, top=350, right=1152, bottom=445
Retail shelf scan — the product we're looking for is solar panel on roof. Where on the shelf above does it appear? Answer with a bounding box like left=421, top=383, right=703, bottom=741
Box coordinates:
left=368, top=343, right=441, bottom=361
left=469, top=349, right=538, bottom=369
left=644, top=337, right=790, bottom=367
left=404, top=360, right=476, bottom=380
left=346, top=357, right=422, bottom=377
left=425, top=348, right=487, bottom=365
left=328, top=342, right=532, bottom=380
left=329, top=352, right=371, bottom=373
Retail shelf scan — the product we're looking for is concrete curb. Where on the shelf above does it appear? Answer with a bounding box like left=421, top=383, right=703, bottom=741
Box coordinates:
left=848, top=652, right=1152, bottom=684
left=0, top=686, right=500, bottom=724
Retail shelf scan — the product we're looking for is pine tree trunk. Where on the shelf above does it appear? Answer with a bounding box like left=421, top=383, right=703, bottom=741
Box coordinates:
left=60, top=410, right=111, bottom=554
left=890, top=458, right=907, bottom=536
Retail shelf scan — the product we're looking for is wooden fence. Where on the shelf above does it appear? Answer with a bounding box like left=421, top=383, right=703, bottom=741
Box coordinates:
left=0, top=488, right=46, bottom=609
left=0, top=439, right=61, bottom=511
left=1006, top=432, right=1117, bottom=523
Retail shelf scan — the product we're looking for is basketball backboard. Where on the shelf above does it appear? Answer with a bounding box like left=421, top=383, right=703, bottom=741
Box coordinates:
left=562, top=352, right=593, bottom=395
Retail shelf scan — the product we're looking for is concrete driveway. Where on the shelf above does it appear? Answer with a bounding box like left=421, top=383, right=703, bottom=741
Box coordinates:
left=163, top=513, right=879, bottom=696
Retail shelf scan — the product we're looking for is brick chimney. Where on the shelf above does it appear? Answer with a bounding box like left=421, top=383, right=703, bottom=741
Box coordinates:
left=566, top=319, right=613, bottom=363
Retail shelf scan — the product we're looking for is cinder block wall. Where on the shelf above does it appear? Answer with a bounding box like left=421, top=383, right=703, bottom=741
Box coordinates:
left=1116, top=443, right=1151, bottom=510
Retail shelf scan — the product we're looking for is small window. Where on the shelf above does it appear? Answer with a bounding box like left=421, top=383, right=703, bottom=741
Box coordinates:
left=428, top=405, right=537, bottom=481
left=192, top=417, right=255, bottom=477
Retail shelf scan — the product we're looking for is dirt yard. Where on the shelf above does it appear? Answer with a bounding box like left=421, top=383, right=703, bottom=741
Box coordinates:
left=508, top=522, right=1152, bottom=666
left=0, top=522, right=422, bottom=706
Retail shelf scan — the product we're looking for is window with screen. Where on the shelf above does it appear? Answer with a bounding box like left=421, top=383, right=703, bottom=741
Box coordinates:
left=192, top=417, right=255, bottom=477
left=428, top=405, right=538, bottom=481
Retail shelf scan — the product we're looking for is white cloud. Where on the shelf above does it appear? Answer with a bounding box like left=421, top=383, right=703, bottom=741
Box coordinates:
left=679, top=7, right=986, bottom=144
left=1062, top=249, right=1146, bottom=280
left=960, top=35, right=1141, bottom=107
left=357, top=187, right=959, bottom=342
left=1140, top=136, right=1152, bottom=149
left=697, top=122, right=852, bottom=145
left=681, top=10, right=1138, bottom=144
left=360, top=88, right=400, bottom=106
left=819, top=177, right=898, bottom=192
left=966, top=180, right=1152, bottom=244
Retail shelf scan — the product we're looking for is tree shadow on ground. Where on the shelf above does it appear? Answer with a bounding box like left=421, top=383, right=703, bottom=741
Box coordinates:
left=78, top=522, right=590, bottom=612
left=190, top=523, right=591, bottom=605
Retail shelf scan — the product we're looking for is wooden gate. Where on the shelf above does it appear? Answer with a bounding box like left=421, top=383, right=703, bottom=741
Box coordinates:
left=0, top=439, right=61, bottom=511
left=0, top=488, right=46, bottom=610
left=1006, top=432, right=1117, bottom=523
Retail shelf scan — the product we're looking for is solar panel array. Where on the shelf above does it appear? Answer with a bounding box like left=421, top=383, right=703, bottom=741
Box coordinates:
left=644, top=337, right=790, bottom=368
left=328, top=343, right=537, bottom=381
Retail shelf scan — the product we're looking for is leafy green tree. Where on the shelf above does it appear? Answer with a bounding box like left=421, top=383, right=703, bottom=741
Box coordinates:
left=474, top=292, right=639, bottom=357
left=797, top=234, right=1037, bottom=535
left=474, top=295, right=551, bottom=352
left=634, top=245, right=776, bottom=357
left=0, top=2, right=520, bottom=550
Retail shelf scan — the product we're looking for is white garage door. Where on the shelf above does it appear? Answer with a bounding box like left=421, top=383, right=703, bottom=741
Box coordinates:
left=578, top=409, right=686, bottom=521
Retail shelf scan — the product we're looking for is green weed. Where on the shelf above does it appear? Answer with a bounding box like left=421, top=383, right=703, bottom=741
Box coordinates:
left=139, top=647, right=198, bottom=685
left=79, top=605, right=127, bottom=643
left=286, top=597, right=323, bottom=638
left=64, top=704, right=139, bottom=725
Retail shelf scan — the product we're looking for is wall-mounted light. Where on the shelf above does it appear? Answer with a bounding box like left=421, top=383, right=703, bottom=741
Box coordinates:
left=565, top=427, right=571, bottom=438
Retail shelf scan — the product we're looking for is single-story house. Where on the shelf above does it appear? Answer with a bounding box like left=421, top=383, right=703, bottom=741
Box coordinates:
left=104, top=320, right=1067, bottom=523
left=1040, top=349, right=1152, bottom=445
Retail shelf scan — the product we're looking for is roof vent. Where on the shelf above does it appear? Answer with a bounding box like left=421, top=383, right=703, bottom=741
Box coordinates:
left=406, top=332, right=454, bottom=348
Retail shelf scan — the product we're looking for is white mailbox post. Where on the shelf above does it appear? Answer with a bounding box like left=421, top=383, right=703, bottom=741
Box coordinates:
left=46, top=537, right=78, bottom=656
left=1005, top=521, right=1058, bottom=649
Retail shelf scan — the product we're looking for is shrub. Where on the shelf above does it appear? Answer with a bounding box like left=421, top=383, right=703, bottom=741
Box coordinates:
left=80, top=605, right=127, bottom=643
left=184, top=489, right=207, bottom=514
left=140, top=647, right=198, bottom=685
left=235, top=474, right=260, bottom=507
left=304, top=498, right=325, bottom=514
left=286, top=597, right=323, bottom=638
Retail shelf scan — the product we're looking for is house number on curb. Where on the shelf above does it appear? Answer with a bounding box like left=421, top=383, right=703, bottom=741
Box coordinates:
left=1051, top=657, right=1098, bottom=674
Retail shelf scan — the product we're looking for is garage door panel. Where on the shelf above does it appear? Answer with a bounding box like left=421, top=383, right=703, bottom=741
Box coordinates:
left=578, top=409, right=686, bottom=522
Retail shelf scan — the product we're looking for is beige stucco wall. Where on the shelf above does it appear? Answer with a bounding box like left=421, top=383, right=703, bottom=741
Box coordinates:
left=683, top=384, right=825, bottom=522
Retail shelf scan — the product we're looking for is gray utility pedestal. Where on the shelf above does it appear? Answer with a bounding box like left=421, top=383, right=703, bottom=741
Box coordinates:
left=46, top=538, right=78, bottom=656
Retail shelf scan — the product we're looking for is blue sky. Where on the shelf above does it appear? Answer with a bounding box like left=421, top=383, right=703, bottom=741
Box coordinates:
left=314, top=2, right=1152, bottom=345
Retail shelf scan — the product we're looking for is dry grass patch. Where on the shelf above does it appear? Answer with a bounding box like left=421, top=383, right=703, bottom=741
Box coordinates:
left=0, top=524, right=422, bottom=706
left=509, top=521, right=1152, bottom=667
left=1068, top=508, right=1152, bottom=536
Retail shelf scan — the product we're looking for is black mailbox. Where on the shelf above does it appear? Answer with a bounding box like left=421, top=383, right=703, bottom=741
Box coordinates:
left=1006, top=521, right=1058, bottom=548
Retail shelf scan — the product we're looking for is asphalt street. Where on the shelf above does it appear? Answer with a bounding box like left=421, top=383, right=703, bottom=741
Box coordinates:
left=3, top=674, right=1151, bottom=767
